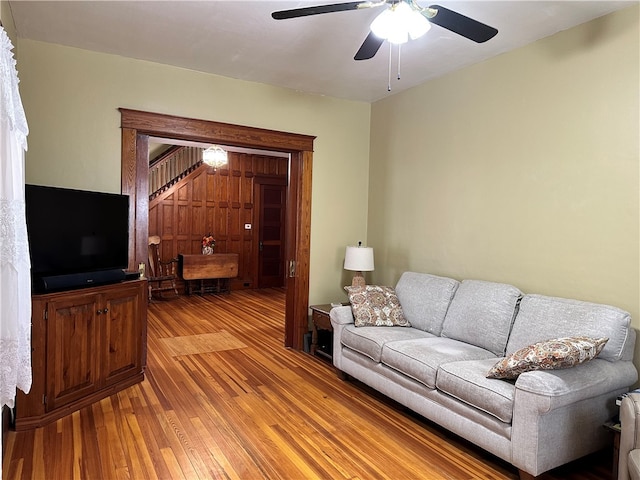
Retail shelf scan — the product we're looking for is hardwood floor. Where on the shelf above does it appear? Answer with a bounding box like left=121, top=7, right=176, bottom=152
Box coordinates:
left=4, top=288, right=613, bottom=479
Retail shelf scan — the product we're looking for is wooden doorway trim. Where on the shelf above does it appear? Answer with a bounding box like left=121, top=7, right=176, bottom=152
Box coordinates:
left=119, top=108, right=315, bottom=349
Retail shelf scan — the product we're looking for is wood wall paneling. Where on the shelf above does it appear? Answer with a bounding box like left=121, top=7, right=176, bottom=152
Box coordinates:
left=148, top=154, right=289, bottom=291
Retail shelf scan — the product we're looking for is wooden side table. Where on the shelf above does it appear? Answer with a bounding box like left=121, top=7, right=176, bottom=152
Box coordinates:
left=309, top=304, right=335, bottom=361
left=605, top=420, right=621, bottom=480
left=178, top=253, right=239, bottom=295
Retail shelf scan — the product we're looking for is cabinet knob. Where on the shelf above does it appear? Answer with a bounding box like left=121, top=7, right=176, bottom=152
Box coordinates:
left=103, top=308, right=109, bottom=314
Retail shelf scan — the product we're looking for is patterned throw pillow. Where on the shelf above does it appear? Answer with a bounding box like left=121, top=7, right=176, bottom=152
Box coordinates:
left=345, top=285, right=410, bottom=327
left=486, top=336, right=608, bottom=380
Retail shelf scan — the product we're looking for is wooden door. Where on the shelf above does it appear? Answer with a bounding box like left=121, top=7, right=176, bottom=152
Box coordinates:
left=45, top=295, right=100, bottom=411
left=256, top=181, right=287, bottom=288
left=101, top=282, right=144, bottom=387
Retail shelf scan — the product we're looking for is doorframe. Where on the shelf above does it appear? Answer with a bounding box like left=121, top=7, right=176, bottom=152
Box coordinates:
left=119, top=108, right=315, bottom=349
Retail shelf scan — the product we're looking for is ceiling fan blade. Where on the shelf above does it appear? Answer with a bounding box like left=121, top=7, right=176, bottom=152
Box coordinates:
left=427, top=5, right=498, bottom=43
left=354, top=31, right=385, bottom=60
left=272, top=1, right=370, bottom=20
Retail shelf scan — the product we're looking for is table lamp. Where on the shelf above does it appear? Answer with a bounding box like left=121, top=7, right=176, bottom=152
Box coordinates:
left=344, top=242, right=374, bottom=287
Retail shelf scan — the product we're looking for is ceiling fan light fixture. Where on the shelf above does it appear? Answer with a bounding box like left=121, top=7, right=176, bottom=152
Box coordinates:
left=202, top=145, right=228, bottom=168
left=407, top=8, right=431, bottom=40
left=370, top=2, right=431, bottom=45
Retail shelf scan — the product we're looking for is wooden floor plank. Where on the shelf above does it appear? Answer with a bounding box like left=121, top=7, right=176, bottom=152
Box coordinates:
left=4, top=288, right=612, bottom=479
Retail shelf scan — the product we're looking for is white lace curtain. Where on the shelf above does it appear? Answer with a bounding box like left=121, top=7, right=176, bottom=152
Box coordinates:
left=0, top=25, right=31, bottom=409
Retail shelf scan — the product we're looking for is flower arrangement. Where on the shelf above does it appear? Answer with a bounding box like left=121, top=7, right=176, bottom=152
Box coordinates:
left=202, top=235, right=216, bottom=248
left=202, top=234, right=216, bottom=255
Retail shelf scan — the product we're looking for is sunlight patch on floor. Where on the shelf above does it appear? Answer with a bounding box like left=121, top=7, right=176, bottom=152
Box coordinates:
left=159, top=330, right=247, bottom=356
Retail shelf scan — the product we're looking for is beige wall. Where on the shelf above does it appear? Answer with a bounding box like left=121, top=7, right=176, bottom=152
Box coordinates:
left=1, top=1, right=17, bottom=49
left=369, top=5, right=639, bottom=329
left=14, top=7, right=640, bottom=331
left=16, top=39, right=371, bottom=305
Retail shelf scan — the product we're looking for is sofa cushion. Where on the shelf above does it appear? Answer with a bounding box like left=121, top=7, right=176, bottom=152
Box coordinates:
left=345, top=285, right=410, bottom=327
left=507, top=294, right=631, bottom=362
left=395, top=272, right=459, bottom=335
left=487, top=336, right=608, bottom=379
left=441, top=280, right=522, bottom=356
left=381, top=337, right=496, bottom=389
left=437, top=358, right=516, bottom=424
left=341, top=325, right=433, bottom=362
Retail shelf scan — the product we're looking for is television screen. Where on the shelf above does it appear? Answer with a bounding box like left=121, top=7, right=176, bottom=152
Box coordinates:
left=25, top=184, right=130, bottom=286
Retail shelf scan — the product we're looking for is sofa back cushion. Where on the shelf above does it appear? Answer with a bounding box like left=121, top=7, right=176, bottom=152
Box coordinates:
left=506, top=294, right=632, bottom=362
left=395, top=272, right=459, bottom=335
left=441, top=280, right=522, bottom=356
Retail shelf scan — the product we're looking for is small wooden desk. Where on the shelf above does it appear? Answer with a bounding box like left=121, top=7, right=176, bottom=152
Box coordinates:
left=309, top=304, right=335, bottom=361
left=178, top=253, right=239, bottom=295
left=605, top=420, right=621, bottom=480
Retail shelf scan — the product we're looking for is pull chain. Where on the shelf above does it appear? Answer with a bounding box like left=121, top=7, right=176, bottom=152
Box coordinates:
left=387, top=42, right=403, bottom=92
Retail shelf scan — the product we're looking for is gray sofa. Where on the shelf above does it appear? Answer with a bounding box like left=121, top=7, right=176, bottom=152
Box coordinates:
left=330, top=272, right=637, bottom=479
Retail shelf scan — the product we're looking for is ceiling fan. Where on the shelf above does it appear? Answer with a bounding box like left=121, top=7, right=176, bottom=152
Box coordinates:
left=271, top=1, right=498, bottom=61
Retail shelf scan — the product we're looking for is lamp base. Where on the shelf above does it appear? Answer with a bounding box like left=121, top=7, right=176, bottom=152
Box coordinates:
left=351, top=271, right=366, bottom=288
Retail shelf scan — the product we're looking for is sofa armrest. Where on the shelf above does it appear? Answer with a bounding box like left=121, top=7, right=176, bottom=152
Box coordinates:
left=329, top=305, right=354, bottom=327
left=514, top=359, right=638, bottom=413
left=619, top=392, right=640, bottom=480
left=329, top=306, right=353, bottom=370
left=511, top=360, right=637, bottom=476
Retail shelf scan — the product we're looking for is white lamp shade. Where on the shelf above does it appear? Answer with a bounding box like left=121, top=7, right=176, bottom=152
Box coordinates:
left=344, top=246, right=374, bottom=272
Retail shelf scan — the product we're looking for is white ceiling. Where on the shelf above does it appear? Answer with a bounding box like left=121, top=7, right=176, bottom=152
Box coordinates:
left=8, top=0, right=636, bottom=103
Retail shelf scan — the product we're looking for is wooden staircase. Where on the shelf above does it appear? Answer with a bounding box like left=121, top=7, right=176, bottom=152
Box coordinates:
left=149, top=145, right=204, bottom=199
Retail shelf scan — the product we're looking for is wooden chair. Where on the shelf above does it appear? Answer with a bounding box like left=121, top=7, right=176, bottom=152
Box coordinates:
left=147, top=236, right=179, bottom=301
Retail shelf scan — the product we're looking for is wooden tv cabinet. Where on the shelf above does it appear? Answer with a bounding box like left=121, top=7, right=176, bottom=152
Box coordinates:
left=14, top=279, right=147, bottom=431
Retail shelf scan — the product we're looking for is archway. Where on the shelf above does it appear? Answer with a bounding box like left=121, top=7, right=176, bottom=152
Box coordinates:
left=119, top=108, right=315, bottom=349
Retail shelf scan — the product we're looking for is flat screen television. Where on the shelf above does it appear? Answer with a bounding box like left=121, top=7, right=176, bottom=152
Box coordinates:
left=25, top=184, right=130, bottom=292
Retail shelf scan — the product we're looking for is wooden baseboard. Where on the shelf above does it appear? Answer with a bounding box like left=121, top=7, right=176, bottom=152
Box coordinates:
left=14, top=373, right=144, bottom=431
left=2, top=404, right=12, bottom=458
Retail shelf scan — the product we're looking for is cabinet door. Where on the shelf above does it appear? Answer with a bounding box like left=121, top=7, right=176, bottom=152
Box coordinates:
left=101, top=283, right=143, bottom=386
left=46, top=295, right=99, bottom=411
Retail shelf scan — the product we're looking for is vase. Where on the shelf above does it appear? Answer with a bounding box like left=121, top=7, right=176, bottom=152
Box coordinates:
left=202, top=246, right=214, bottom=255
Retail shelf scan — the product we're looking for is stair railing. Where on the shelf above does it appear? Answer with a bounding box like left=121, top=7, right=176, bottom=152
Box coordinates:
left=149, top=146, right=204, bottom=199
